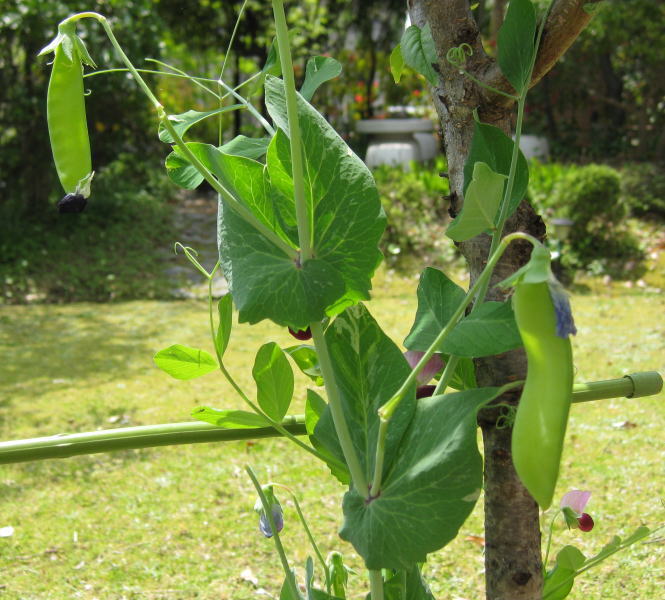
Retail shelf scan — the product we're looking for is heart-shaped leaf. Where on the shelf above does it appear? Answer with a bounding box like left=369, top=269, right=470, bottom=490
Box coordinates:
left=253, top=342, right=294, bottom=422
left=497, top=0, right=537, bottom=95
left=401, top=24, right=438, bottom=86
left=159, top=106, right=243, bottom=144
left=300, top=56, right=342, bottom=101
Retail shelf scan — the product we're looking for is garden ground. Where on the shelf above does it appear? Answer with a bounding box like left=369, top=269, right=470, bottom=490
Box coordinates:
left=0, top=269, right=663, bottom=599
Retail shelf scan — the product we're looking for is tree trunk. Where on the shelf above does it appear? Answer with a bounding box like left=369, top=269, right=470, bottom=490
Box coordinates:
left=408, top=1, right=596, bottom=597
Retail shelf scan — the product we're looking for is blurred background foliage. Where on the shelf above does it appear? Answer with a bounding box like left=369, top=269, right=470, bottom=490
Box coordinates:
left=0, top=0, right=663, bottom=303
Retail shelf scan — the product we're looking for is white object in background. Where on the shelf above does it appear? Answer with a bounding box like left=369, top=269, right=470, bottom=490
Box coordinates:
left=519, top=135, right=550, bottom=161
left=357, top=118, right=438, bottom=168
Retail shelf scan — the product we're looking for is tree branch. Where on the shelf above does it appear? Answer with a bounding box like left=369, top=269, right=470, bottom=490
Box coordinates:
left=478, top=0, right=602, bottom=107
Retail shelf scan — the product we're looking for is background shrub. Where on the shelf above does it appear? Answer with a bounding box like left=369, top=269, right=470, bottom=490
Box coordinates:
left=373, top=158, right=460, bottom=270
left=0, top=155, right=178, bottom=304
left=620, top=162, right=665, bottom=218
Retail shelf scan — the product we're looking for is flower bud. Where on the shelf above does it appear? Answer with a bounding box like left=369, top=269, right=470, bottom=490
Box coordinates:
left=253, top=486, right=283, bottom=538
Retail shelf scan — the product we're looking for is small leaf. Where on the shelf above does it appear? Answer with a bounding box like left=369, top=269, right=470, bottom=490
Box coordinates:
left=404, top=267, right=467, bottom=352
left=446, top=162, right=507, bottom=241
left=556, top=545, right=586, bottom=570
left=253, top=342, right=294, bottom=422
left=215, top=294, right=233, bottom=358
left=542, top=564, right=575, bottom=600
left=463, top=121, right=529, bottom=220
left=284, top=345, right=323, bottom=386
left=447, top=356, right=477, bottom=390
left=220, top=135, right=271, bottom=160
left=307, top=390, right=350, bottom=485
left=159, top=106, right=243, bottom=144
left=300, top=56, right=343, bottom=102
left=165, top=144, right=206, bottom=189
left=401, top=24, right=439, bottom=86
left=442, top=301, right=523, bottom=357
left=192, top=407, right=269, bottom=428
left=390, top=44, right=405, bottom=84
left=497, top=0, right=537, bottom=94
left=263, top=39, right=281, bottom=76
left=153, top=344, right=218, bottom=380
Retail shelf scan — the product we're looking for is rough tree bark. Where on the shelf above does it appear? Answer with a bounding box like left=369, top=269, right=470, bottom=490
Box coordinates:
left=407, top=1, right=600, bottom=598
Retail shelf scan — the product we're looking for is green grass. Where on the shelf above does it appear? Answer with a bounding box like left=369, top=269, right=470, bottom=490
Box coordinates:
left=0, top=268, right=663, bottom=599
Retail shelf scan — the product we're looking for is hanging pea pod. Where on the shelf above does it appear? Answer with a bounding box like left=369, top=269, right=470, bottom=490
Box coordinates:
left=501, top=244, right=576, bottom=509
left=39, top=21, right=96, bottom=209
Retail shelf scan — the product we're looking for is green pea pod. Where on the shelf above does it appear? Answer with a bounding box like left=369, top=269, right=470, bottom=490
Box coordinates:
left=502, top=244, right=576, bottom=509
left=42, top=23, right=95, bottom=197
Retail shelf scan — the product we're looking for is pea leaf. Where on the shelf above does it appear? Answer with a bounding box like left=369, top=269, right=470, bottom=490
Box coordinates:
left=497, top=0, right=537, bottom=95
left=191, top=407, right=269, bottom=429
left=542, top=545, right=585, bottom=600
left=164, top=143, right=206, bottom=189
left=159, top=106, right=243, bottom=144
left=442, top=301, right=523, bottom=357
left=215, top=294, right=233, bottom=358
left=401, top=24, right=439, bottom=86
left=252, top=342, right=294, bottom=422
left=306, top=389, right=350, bottom=485
left=222, top=75, right=384, bottom=328
left=300, top=56, right=342, bottom=102
left=463, top=121, right=529, bottom=220
left=317, top=304, right=416, bottom=481
left=340, top=387, right=502, bottom=570
left=404, top=267, right=466, bottom=352
left=446, top=162, right=507, bottom=241
left=384, top=565, right=435, bottom=600
left=153, top=344, right=218, bottom=380
left=284, top=345, right=323, bottom=386
left=220, top=135, right=271, bottom=160
left=390, top=44, right=405, bottom=84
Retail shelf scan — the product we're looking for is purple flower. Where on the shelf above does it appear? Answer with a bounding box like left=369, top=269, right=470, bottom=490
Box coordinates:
left=404, top=351, right=444, bottom=385
left=547, top=278, right=577, bottom=338
left=560, top=489, right=594, bottom=532
left=254, top=487, right=284, bottom=538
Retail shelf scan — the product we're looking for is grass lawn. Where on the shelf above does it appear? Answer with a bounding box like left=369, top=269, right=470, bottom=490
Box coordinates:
left=0, top=268, right=663, bottom=599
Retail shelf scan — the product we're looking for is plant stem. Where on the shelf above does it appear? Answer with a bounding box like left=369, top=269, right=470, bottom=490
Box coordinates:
left=272, top=483, right=331, bottom=593
left=65, top=13, right=292, bottom=258
left=542, top=510, right=560, bottom=573
left=369, top=570, right=384, bottom=600
left=0, top=372, right=659, bottom=465
left=433, top=355, right=460, bottom=395
left=272, top=0, right=312, bottom=260
left=379, top=232, right=540, bottom=424
left=246, top=467, right=299, bottom=598
left=310, top=321, right=369, bottom=498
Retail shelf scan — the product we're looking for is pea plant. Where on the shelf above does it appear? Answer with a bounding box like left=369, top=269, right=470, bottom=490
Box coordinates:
left=22, top=0, right=661, bottom=598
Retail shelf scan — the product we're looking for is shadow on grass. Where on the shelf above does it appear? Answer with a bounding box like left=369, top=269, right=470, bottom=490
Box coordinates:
left=0, top=302, right=166, bottom=405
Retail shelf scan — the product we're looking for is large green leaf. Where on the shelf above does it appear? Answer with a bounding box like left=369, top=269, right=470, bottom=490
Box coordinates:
left=400, top=24, right=438, bottom=86
left=340, top=387, right=501, bottom=570
left=404, top=268, right=466, bottom=352
left=164, top=144, right=205, bottom=189
left=153, top=344, right=218, bottom=380
left=252, top=342, right=294, bottom=422
left=442, top=301, right=523, bottom=357
left=463, top=121, right=529, bottom=220
left=262, top=76, right=386, bottom=321
left=158, top=106, right=243, bottom=144
left=300, top=56, right=342, bottom=102
left=497, top=0, right=537, bottom=95
left=317, top=304, right=416, bottom=482
left=446, top=162, right=507, bottom=241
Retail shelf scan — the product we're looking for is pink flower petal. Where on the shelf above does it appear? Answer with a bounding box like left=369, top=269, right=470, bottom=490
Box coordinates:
left=403, top=351, right=445, bottom=385
left=560, top=490, right=591, bottom=515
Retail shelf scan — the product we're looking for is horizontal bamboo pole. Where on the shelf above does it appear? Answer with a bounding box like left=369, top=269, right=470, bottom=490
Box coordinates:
left=0, top=373, right=660, bottom=466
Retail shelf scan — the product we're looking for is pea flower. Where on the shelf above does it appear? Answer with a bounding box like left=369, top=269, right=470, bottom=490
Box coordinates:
left=404, top=350, right=444, bottom=399
left=253, top=486, right=283, bottom=538
left=560, top=489, right=594, bottom=532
